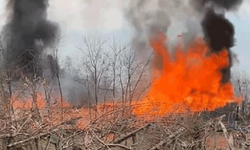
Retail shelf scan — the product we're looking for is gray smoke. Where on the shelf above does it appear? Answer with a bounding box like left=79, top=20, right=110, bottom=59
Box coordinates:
left=2, top=0, right=60, bottom=80
left=125, top=0, right=203, bottom=70
left=125, top=0, right=243, bottom=83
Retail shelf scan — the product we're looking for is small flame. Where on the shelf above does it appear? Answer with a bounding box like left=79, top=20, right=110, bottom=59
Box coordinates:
left=13, top=93, right=45, bottom=110
left=133, top=33, right=240, bottom=118
left=12, top=93, right=70, bottom=110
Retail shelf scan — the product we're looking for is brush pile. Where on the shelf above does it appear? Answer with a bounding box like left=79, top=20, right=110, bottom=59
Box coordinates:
left=0, top=102, right=249, bottom=150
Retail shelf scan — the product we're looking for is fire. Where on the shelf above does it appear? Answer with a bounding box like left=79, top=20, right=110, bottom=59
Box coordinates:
left=133, top=33, right=240, bottom=118
left=13, top=93, right=70, bottom=110
left=13, top=93, right=46, bottom=110
left=8, top=33, right=241, bottom=128
left=12, top=93, right=129, bottom=130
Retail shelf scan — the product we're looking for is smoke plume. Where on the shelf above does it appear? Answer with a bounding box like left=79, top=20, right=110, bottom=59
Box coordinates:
left=125, top=0, right=203, bottom=70
left=196, top=0, right=243, bottom=82
left=191, top=0, right=243, bottom=11
left=2, top=0, right=60, bottom=79
left=125, top=0, right=243, bottom=83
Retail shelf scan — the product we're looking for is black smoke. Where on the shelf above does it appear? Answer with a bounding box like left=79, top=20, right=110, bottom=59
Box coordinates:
left=3, top=0, right=60, bottom=80
left=195, top=0, right=243, bottom=83
left=192, top=0, right=243, bottom=11
left=202, top=10, right=234, bottom=83
left=202, top=11, right=235, bottom=52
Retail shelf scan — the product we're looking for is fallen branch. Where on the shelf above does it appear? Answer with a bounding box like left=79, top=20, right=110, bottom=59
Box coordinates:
left=44, top=135, right=51, bottom=150
left=218, top=120, right=235, bottom=150
left=62, top=130, right=84, bottom=142
left=7, top=129, right=59, bottom=148
left=16, top=114, right=32, bottom=134
left=113, top=123, right=151, bottom=144
left=62, top=143, right=75, bottom=149
left=104, top=144, right=131, bottom=150
left=93, top=129, right=131, bottom=150
left=149, top=127, right=185, bottom=150
left=149, top=140, right=166, bottom=150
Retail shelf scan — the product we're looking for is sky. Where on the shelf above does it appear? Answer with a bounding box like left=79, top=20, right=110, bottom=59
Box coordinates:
left=0, top=0, right=250, bottom=74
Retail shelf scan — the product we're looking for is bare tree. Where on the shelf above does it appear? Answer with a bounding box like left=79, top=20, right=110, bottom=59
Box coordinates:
left=0, top=34, right=16, bottom=119
left=106, top=38, right=131, bottom=111
left=117, top=46, right=152, bottom=104
left=75, top=36, right=110, bottom=116
left=231, top=70, right=250, bottom=119
left=22, top=75, right=42, bottom=122
left=51, top=48, right=64, bottom=121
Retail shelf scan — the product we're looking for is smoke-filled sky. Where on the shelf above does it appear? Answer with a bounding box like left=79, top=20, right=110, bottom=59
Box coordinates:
left=0, top=0, right=250, bottom=73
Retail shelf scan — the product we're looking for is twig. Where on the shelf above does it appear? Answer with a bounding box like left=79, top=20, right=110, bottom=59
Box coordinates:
left=102, top=144, right=131, bottom=150
left=113, top=123, right=151, bottom=144
left=149, top=127, right=185, bottom=150
left=16, top=114, right=32, bottom=133
left=44, top=135, right=51, bottom=150
left=93, top=131, right=111, bottom=150
left=62, top=143, right=75, bottom=149
left=95, top=130, right=131, bottom=150
left=62, top=131, right=84, bottom=142
left=7, top=129, right=58, bottom=148
left=149, top=140, right=166, bottom=150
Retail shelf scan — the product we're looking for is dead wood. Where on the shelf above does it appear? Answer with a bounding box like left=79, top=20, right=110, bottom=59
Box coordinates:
left=113, top=123, right=151, bottom=144
left=7, top=129, right=59, bottom=148
left=149, top=127, right=185, bottom=150
left=148, top=140, right=166, bottom=150
left=218, top=119, right=236, bottom=150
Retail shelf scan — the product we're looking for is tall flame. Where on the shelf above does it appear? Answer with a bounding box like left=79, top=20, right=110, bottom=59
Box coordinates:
left=133, top=33, right=239, bottom=118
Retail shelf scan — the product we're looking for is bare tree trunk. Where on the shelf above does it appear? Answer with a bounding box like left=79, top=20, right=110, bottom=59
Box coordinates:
left=6, top=68, right=14, bottom=120
left=87, top=75, right=92, bottom=122
left=112, top=62, right=116, bottom=113
left=54, top=48, right=64, bottom=121
left=43, top=83, right=50, bottom=118
left=31, top=81, right=42, bottom=122
left=56, top=72, right=63, bottom=121
left=94, top=66, right=98, bottom=107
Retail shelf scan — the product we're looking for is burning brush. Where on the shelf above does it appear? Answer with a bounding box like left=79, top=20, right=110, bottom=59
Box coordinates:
left=132, top=33, right=239, bottom=117
left=127, top=0, right=243, bottom=117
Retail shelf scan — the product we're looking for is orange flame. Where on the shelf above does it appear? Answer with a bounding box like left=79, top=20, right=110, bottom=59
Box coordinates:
left=13, top=93, right=46, bottom=110
left=133, top=33, right=240, bottom=118
left=13, top=93, right=70, bottom=110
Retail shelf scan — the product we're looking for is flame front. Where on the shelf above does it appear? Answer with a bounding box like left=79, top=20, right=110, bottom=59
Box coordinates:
left=133, top=33, right=239, bottom=118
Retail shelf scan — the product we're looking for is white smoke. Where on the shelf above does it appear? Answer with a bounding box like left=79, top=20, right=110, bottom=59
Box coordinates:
left=48, top=0, right=126, bottom=31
